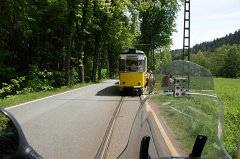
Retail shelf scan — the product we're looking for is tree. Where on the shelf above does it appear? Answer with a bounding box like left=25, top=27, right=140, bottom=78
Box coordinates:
left=190, top=44, right=240, bottom=78
left=190, top=51, right=209, bottom=69
left=134, top=0, right=182, bottom=69
left=155, top=49, right=172, bottom=71
left=0, top=0, right=185, bottom=91
left=222, top=45, right=240, bottom=78
left=74, top=0, right=90, bottom=83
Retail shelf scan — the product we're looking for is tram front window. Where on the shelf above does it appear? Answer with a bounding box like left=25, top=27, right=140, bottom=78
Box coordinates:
left=138, top=60, right=145, bottom=72
left=126, top=59, right=138, bottom=72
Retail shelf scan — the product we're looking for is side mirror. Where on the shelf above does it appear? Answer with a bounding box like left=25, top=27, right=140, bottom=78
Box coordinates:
left=0, top=108, right=43, bottom=159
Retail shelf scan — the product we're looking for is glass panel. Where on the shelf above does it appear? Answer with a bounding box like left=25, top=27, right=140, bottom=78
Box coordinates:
left=118, top=60, right=230, bottom=159
left=160, top=60, right=214, bottom=91
left=126, top=58, right=138, bottom=72
left=138, top=60, right=145, bottom=72
left=145, top=93, right=228, bottom=158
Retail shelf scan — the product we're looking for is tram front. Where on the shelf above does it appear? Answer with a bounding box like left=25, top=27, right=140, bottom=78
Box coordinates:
left=119, top=49, right=147, bottom=95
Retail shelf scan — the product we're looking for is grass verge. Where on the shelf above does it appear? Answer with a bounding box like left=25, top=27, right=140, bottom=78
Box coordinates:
left=151, top=77, right=239, bottom=158
left=214, top=78, right=240, bottom=158
left=151, top=94, right=225, bottom=159
left=0, top=82, right=93, bottom=108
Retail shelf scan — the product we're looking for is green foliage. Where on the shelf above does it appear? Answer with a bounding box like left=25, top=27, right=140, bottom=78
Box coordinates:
left=151, top=94, right=227, bottom=158
left=97, top=69, right=108, bottom=79
left=137, top=0, right=181, bottom=54
left=0, top=77, right=26, bottom=98
left=214, top=78, right=240, bottom=158
left=0, top=50, right=16, bottom=84
left=0, top=0, right=182, bottom=91
left=190, top=51, right=210, bottom=69
left=154, top=50, right=172, bottom=71
left=191, top=44, right=240, bottom=78
left=0, top=113, right=9, bottom=135
left=26, top=65, right=54, bottom=92
left=52, top=71, right=65, bottom=87
left=71, top=67, right=80, bottom=85
left=127, top=0, right=182, bottom=71
left=222, top=46, right=240, bottom=78
left=0, top=82, right=92, bottom=108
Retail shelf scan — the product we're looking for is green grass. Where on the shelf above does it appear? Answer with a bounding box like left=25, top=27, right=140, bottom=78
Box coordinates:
left=214, top=78, right=240, bottom=158
left=0, top=82, right=92, bottom=108
left=151, top=94, right=225, bottom=158
left=151, top=78, right=239, bottom=158
left=0, top=113, right=9, bottom=135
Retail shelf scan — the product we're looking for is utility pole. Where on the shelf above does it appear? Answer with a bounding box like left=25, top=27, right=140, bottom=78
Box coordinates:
left=183, top=0, right=190, bottom=61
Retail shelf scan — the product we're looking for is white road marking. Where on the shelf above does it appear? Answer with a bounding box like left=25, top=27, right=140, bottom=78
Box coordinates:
left=6, top=84, right=96, bottom=110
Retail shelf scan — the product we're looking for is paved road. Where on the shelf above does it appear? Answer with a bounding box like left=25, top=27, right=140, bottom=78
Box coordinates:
left=7, top=80, right=141, bottom=159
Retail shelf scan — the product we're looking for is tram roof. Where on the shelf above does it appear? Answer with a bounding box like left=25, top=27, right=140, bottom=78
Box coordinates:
left=121, top=49, right=145, bottom=55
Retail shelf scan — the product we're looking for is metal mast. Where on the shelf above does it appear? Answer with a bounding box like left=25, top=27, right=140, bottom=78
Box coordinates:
left=183, top=0, right=190, bottom=60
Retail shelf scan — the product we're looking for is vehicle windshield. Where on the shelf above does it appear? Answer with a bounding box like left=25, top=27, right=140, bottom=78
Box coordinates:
left=118, top=60, right=231, bottom=159
left=119, top=54, right=147, bottom=72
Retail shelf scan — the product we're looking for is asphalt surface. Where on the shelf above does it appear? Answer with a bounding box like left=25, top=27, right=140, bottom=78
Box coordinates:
left=7, top=80, right=141, bottom=159
left=105, top=96, right=141, bottom=159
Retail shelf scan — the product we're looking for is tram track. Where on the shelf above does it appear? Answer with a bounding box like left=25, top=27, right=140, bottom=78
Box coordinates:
left=95, top=96, right=125, bottom=159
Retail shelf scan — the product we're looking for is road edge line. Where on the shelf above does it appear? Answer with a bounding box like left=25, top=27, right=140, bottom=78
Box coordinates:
left=6, top=84, right=96, bottom=110
left=143, top=95, right=180, bottom=156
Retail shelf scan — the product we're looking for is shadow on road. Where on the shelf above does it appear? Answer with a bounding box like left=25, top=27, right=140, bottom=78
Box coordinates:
left=96, top=85, right=121, bottom=96
left=96, top=85, right=141, bottom=97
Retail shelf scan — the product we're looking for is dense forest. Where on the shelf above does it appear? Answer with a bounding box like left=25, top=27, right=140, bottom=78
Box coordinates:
left=0, top=0, right=183, bottom=98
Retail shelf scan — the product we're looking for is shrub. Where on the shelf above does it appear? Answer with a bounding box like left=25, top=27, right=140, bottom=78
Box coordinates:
left=0, top=77, right=26, bottom=98
left=26, top=65, right=54, bottom=91
left=71, top=67, right=80, bottom=85
left=52, top=71, right=65, bottom=87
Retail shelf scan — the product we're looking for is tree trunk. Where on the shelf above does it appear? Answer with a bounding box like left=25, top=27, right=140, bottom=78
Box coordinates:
left=92, top=0, right=99, bottom=82
left=66, top=25, right=73, bottom=87
left=79, top=45, right=85, bottom=83
left=97, top=51, right=102, bottom=80
left=74, top=0, right=89, bottom=83
left=66, top=0, right=75, bottom=87
left=92, top=32, right=99, bottom=82
left=75, top=16, right=85, bottom=83
left=108, top=44, right=114, bottom=79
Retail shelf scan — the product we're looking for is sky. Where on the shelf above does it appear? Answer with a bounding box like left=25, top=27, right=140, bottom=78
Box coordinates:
left=171, top=0, right=240, bottom=50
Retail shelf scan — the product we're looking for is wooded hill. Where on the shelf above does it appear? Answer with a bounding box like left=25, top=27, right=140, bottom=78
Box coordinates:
left=171, top=29, right=240, bottom=58
left=192, top=29, right=240, bottom=53
left=170, top=29, right=240, bottom=78
left=190, top=29, right=240, bottom=78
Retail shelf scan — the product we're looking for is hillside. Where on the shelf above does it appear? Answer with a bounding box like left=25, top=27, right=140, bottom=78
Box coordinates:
left=192, top=29, right=240, bottom=53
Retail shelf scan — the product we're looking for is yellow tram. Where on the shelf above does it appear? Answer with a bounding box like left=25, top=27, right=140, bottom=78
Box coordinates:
left=119, top=49, right=147, bottom=95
